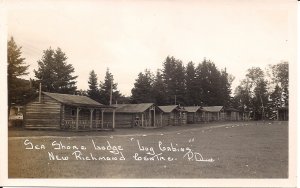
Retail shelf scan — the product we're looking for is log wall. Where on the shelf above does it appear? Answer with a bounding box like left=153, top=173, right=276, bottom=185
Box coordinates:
left=25, top=95, right=61, bottom=129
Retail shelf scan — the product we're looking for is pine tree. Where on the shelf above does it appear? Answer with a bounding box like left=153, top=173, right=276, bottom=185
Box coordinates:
left=162, top=56, right=186, bottom=105
left=162, top=56, right=176, bottom=103
left=185, top=61, right=200, bottom=105
left=34, top=47, right=78, bottom=94
left=131, top=69, right=154, bottom=103
left=219, top=68, right=232, bottom=107
left=7, top=37, right=32, bottom=116
left=99, top=68, right=122, bottom=105
left=87, top=70, right=100, bottom=101
left=196, top=59, right=222, bottom=106
left=152, top=69, right=167, bottom=105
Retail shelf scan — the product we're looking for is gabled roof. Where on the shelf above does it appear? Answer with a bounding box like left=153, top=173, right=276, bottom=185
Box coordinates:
left=43, top=92, right=112, bottom=108
left=158, top=105, right=186, bottom=113
left=184, top=106, right=202, bottom=113
left=158, top=105, right=178, bottom=113
left=202, top=106, right=223, bottom=112
left=111, top=103, right=155, bottom=113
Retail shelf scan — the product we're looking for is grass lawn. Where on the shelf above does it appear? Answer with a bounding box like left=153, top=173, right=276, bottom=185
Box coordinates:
left=8, top=121, right=288, bottom=178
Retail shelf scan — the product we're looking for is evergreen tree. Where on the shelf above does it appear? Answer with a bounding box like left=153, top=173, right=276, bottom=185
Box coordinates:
left=7, top=37, right=34, bottom=116
left=185, top=61, right=200, bottom=105
left=34, top=47, right=78, bottom=94
left=99, top=68, right=122, bottom=105
left=131, top=69, right=154, bottom=103
left=196, top=59, right=222, bottom=106
left=219, top=68, right=233, bottom=106
left=152, top=69, right=168, bottom=105
left=87, top=70, right=100, bottom=101
left=162, top=56, right=186, bottom=105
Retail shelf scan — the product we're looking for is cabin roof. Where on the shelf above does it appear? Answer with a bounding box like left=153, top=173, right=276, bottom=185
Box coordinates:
left=158, top=105, right=177, bottom=113
left=184, top=106, right=202, bottom=113
left=43, top=92, right=113, bottom=108
left=111, top=103, right=155, bottom=113
left=158, top=105, right=186, bottom=113
left=202, top=106, right=223, bottom=112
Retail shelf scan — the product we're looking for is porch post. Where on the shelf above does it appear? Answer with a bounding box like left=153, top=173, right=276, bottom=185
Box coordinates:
left=101, top=109, right=104, bottom=129
left=160, top=113, right=163, bottom=127
left=90, top=108, right=94, bottom=129
left=60, top=104, right=65, bottom=129
left=154, top=107, right=156, bottom=127
left=76, top=107, right=81, bottom=130
left=141, top=113, right=144, bottom=127
left=112, top=109, right=115, bottom=130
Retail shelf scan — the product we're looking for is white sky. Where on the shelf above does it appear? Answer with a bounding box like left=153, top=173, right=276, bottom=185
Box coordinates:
left=7, top=0, right=296, bottom=96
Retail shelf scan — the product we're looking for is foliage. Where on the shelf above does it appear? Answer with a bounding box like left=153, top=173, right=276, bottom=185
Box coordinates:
left=152, top=69, right=168, bottom=105
left=162, top=56, right=186, bottom=105
left=130, top=56, right=233, bottom=107
left=7, top=37, right=36, bottom=109
left=269, top=61, right=289, bottom=107
left=75, top=89, right=87, bottom=96
left=233, top=62, right=289, bottom=120
left=185, top=61, right=200, bottom=106
left=99, top=68, right=122, bottom=105
left=196, top=59, right=227, bottom=106
left=131, top=69, right=154, bottom=103
left=34, top=47, right=78, bottom=94
left=87, top=70, right=100, bottom=101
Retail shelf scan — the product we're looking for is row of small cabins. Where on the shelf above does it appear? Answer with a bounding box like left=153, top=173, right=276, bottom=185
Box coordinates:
left=24, top=92, right=250, bottom=130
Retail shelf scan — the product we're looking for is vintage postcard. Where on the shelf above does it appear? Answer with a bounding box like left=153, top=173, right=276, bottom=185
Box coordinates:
left=0, top=0, right=297, bottom=187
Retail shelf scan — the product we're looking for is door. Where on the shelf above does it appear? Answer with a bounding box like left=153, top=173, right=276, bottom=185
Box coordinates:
left=151, top=109, right=155, bottom=127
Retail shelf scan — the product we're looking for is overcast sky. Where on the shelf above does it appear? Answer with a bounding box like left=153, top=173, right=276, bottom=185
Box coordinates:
left=7, top=0, right=296, bottom=96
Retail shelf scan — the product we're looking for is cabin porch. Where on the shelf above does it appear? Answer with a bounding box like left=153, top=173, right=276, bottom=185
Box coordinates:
left=60, top=105, right=116, bottom=131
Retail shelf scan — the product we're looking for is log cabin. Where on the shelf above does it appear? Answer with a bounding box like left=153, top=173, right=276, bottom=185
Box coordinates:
left=224, top=107, right=242, bottom=121
left=104, top=103, right=164, bottom=128
left=185, top=106, right=203, bottom=124
left=201, top=106, right=224, bottom=122
left=158, top=105, right=187, bottom=126
left=24, top=92, right=116, bottom=130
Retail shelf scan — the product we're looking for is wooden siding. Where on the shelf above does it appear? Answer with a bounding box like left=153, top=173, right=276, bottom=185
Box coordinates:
left=187, top=112, right=203, bottom=124
left=104, top=113, right=133, bottom=128
left=25, top=95, right=61, bottom=129
left=162, top=111, right=187, bottom=126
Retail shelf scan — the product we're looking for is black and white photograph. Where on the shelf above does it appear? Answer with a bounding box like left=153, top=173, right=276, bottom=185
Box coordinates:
left=0, top=0, right=297, bottom=187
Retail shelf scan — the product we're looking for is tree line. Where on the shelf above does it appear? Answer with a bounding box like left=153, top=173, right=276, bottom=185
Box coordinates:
left=233, top=63, right=288, bottom=120
left=130, top=56, right=232, bottom=107
left=8, top=37, right=288, bottom=120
